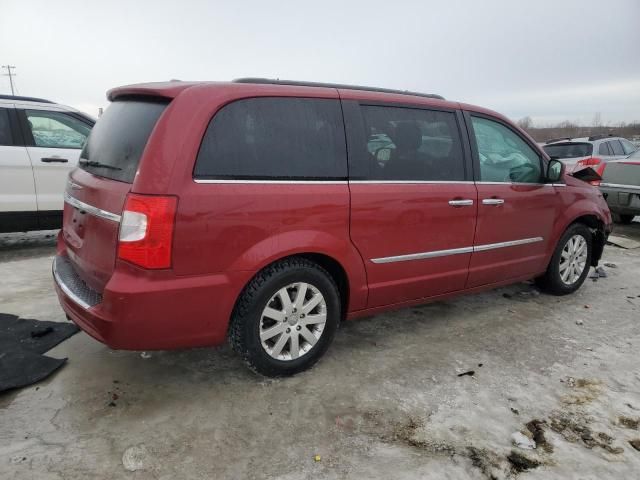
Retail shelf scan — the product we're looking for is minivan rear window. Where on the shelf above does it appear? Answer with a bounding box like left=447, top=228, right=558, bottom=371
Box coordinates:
left=194, top=97, right=347, bottom=180
left=79, top=99, right=168, bottom=183
left=542, top=142, right=593, bottom=159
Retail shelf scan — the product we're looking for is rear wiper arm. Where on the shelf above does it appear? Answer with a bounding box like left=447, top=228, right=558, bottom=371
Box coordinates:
left=79, top=159, right=122, bottom=171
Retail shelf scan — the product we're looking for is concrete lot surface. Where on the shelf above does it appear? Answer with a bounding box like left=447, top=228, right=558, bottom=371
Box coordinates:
left=1, top=223, right=640, bottom=479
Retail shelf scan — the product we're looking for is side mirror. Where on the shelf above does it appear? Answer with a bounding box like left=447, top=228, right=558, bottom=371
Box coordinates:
left=547, top=159, right=564, bottom=183
left=375, top=147, right=392, bottom=163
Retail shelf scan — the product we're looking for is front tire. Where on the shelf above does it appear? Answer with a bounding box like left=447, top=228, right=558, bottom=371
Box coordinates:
left=229, top=257, right=341, bottom=377
left=536, top=223, right=592, bottom=295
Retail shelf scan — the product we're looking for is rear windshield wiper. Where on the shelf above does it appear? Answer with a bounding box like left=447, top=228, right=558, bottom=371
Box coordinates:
left=79, top=159, right=122, bottom=171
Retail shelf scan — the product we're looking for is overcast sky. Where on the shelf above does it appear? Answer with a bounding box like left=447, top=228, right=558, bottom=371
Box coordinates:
left=1, top=0, right=639, bottom=126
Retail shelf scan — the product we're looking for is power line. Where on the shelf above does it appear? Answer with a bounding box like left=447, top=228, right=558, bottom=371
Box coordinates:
left=2, top=65, right=17, bottom=95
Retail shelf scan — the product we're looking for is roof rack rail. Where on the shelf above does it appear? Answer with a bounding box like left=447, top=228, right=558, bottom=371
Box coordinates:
left=545, top=137, right=572, bottom=144
left=588, top=133, right=616, bottom=141
left=232, top=78, right=445, bottom=100
left=0, top=94, right=54, bottom=104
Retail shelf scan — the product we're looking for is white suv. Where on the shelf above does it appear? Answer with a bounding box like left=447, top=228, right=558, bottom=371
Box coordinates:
left=0, top=95, right=94, bottom=232
left=542, top=135, right=637, bottom=173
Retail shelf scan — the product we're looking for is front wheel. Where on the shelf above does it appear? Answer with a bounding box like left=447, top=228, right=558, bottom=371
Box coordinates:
left=228, top=257, right=341, bottom=377
left=536, top=223, right=592, bottom=295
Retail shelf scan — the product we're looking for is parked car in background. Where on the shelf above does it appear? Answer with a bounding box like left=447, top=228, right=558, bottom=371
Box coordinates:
left=600, top=149, right=640, bottom=224
left=53, top=79, right=611, bottom=377
left=542, top=135, right=637, bottom=177
left=0, top=95, right=94, bottom=233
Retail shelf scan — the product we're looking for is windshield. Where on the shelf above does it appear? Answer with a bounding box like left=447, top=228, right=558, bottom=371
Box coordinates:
left=79, top=98, right=169, bottom=183
left=543, top=142, right=593, bottom=159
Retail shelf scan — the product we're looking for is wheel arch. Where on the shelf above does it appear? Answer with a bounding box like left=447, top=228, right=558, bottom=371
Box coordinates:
left=565, top=213, right=608, bottom=267
left=295, top=252, right=350, bottom=320
left=226, top=251, right=356, bottom=347
left=227, top=229, right=368, bottom=312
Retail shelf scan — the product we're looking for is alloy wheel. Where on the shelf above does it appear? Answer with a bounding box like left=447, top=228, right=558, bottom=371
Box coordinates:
left=259, top=282, right=327, bottom=361
left=559, top=234, right=588, bottom=285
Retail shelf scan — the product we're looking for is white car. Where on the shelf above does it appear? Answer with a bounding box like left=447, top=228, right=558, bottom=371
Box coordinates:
left=542, top=135, right=637, bottom=173
left=0, top=95, right=94, bottom=232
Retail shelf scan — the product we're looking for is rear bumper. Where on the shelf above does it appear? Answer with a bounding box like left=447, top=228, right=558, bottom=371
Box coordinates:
left=53, top=253, right=248, bottom=350
left=601, top=184, right=640, bottom=216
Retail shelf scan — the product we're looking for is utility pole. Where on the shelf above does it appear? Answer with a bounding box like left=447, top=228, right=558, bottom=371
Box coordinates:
left=2, top=65, right=17, bottom=95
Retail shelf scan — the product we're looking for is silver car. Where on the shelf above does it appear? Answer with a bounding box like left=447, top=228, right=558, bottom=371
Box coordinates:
left=542, top=135, right=637, bottom=173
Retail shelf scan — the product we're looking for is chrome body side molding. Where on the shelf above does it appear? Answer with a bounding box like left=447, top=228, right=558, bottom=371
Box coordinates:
left=371, top=237, right=544, bottom=264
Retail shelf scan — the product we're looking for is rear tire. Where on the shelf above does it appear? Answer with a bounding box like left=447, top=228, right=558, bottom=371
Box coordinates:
left=536, top=223, right=592, bottom=295
left=228, top=257, right=340, bottom=377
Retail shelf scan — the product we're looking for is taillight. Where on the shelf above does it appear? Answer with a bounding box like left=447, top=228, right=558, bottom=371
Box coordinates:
left=577, top=156, right=602, bottom=167
left=117, top=194, right=178, bottom=269
left=589, top=162, right=607, bottom=186
left=575, top=157, right=603, bottom=186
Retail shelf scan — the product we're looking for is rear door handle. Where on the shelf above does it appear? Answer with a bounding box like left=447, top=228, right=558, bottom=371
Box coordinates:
left=41, top=157, right=69, bottom=163
left=482, top=198, right=505, bottom=205
left=448, top=199, right=474, bottom=207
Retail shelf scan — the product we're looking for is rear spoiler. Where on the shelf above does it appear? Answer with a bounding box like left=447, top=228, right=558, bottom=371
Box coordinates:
left=107, top=81, right=200, bottom=102
left=545, top=137, right=572, bottom=144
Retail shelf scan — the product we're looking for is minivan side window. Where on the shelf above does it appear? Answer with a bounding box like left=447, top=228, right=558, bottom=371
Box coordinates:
left=598, top=142, right=612, bottom=156
left=195, top=98, right=347, bottom=180
left=25, top=110, right=91, bottom=149
left=356, top=105, right=465, bottom=181
left=470, top=116, right=542, bottom=183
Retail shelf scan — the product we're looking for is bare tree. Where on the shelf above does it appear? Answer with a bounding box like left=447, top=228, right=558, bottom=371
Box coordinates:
left=517, top=116, right=533, bottom=130
left=592, top=112, right=602, bottom=127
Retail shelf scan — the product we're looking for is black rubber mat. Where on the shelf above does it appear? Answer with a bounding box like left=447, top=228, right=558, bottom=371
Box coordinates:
left=0, top=313, right=79, bottom=393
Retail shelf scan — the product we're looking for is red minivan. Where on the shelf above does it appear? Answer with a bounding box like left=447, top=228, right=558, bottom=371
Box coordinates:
left=53, top=79, right=612, bottom=376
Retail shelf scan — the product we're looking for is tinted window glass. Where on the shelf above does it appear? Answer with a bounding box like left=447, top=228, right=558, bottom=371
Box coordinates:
left=195, top=98, right=346, bottom=179
left=358, top=105, right=464, bottom=181
left=80, top=99, right=168, bottom=183
left=543, top=142, right=593, bottom=159
left=620, top=138, right=637, bottom=155
left=25, top=110, right=91, bottom=149
left=598, top=142, right=612, bottom=156
left=610, top=140, right=624, bottom=156
left=471, top=116, right=542, bottom=183
left=0, top=108, right=12, bottom=146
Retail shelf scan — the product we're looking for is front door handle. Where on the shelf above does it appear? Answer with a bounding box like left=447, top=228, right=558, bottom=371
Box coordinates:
left=448, top=199, right=474, bottom=207
left=482, top=198, right=505, bottom=205
left=41, top=157, right=69, bottom=163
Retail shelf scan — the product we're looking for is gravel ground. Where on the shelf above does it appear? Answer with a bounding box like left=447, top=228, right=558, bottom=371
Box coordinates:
left=1, top=223, right=640, bottom=479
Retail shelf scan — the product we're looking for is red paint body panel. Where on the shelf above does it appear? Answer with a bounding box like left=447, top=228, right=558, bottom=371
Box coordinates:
left=62, top=169, right=130, bottom=291
left=54, top=259, right=248, bottom=349
left=171, top=182, right=368, bottom=311
left=349, top=183, right=477, bottom=306
left=467, top=184, right=559, bottom=287
left=549, top=175, right=612, bottom=243
left=53, top=80, right=612, bottom=351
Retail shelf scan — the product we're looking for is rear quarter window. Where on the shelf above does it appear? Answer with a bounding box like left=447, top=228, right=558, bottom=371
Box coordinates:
left=79, top=99, right=168, bottom=183
left=194, top=97, right=347, bottom=180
